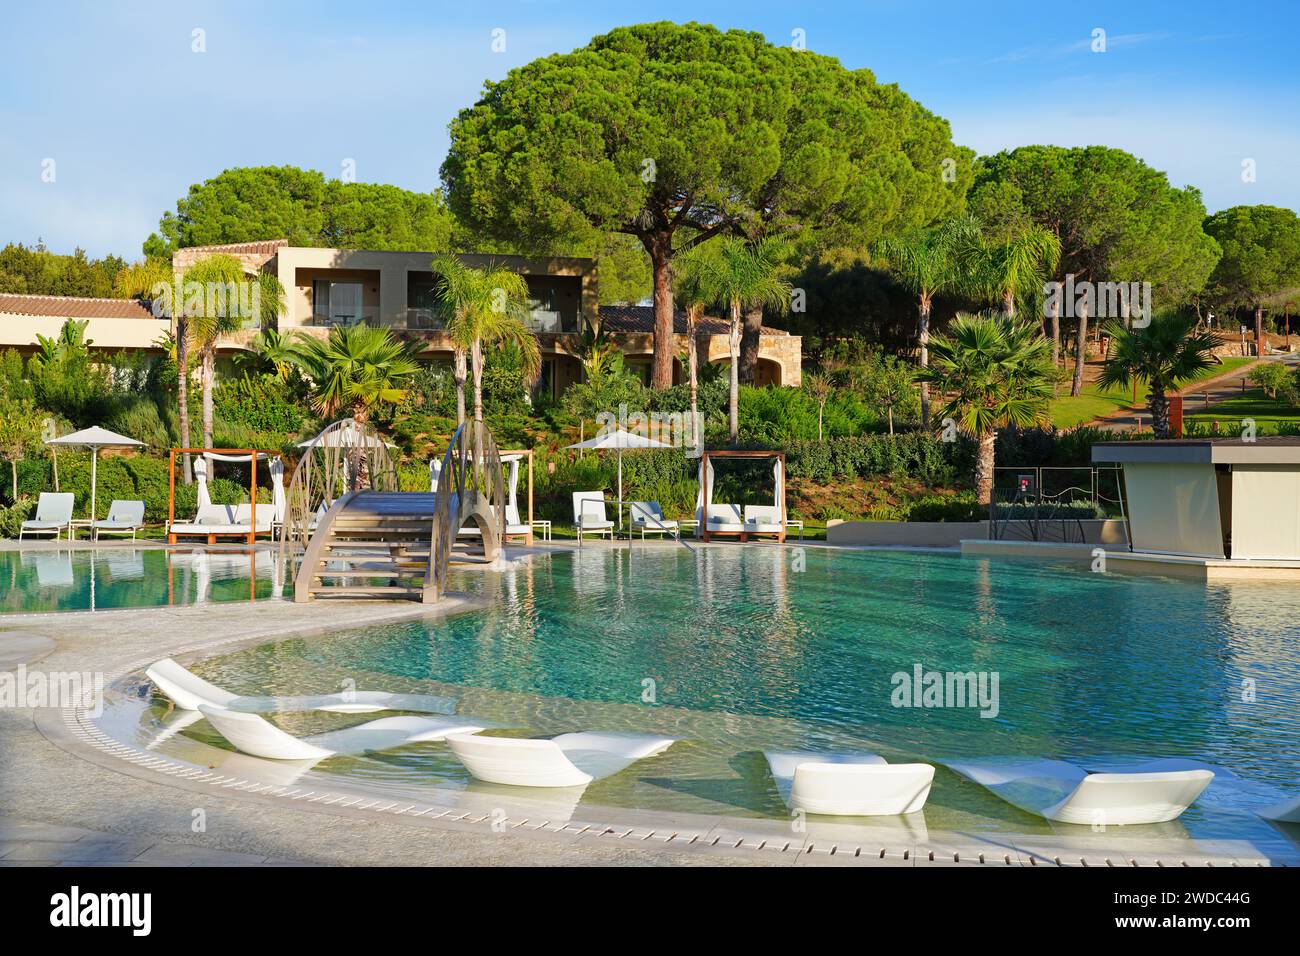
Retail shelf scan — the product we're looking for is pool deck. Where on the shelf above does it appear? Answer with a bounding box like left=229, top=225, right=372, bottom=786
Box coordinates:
left=0, top=539, right=1294, bottom=867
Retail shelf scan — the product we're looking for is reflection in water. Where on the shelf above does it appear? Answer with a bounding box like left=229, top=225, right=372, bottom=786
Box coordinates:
left=0, top=547, right=284, bottom=613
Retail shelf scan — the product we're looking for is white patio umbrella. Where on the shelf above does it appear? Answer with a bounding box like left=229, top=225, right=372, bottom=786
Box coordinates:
left=45, top=426, right=144, bottom=523
left=566, top=428, right=673, bottom=529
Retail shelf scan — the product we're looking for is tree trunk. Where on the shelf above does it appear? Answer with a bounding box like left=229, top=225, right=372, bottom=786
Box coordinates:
left=817, top=405, right=824, bottom=441
left=975, top=432, right=996, bottom=507
left=739, top=303, right=763, bottom=384
left=1070, top=300, right=1089, bottom=397
left=11, top=454, right=18, bottom=501
left=728, top=300, right=741, bottom=444
left=687, top=305, right=700, bottom=445
left=1002, top=287, right=1016, bottom=318
left=177, top=316, right=191, bottom=484
left=1255, top=301, right=1265, bottom=356
left=887, top=407, right=894, bottom=436
left=649, top=233, right=674, bottom=390
left=470, top=339, right=484, bottom=423
left=1047, top=294, right=1061, bottom=370
left=918, top=295, right=932, bottom=430
left=1149, top=385, right=1171, bottom=439
left=453, top=347, right=467, bottom=426
left=201, top=347, right=215, bottom=450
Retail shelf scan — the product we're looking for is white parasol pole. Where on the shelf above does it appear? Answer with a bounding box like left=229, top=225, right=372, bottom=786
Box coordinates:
left=90, top=445, right=98, bottom=522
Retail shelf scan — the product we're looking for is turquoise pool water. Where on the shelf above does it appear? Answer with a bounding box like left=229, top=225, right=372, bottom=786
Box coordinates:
left=128, top=546, right=1300, bottom=841
left=0, top=548, right=282, bottom=612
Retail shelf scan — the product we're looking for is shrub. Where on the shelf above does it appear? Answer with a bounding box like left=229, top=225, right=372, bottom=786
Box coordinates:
left=0, top=498, right=36, bottom=537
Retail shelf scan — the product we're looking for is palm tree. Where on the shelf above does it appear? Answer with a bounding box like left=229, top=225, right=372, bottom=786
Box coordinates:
left=688, top=238, right=791, bottom=443
left=116, top=258, right=194, bottom=482
left=180, top=254, right=253, bottom=450
left=802, top=372, right=834, bottom=440
left=290, top=325, right=421, bottom=423
left=673, top=246, right=717, bottom=444
left=1097, top=313, right=1216, bottom=438
left=915, top=313, right=1055, bottom=506
left=431, top=254, right=541, bottom=424
left=976, top=225, right=1061, bottom=320
left=289, top=325, right=421, bottom=489
left=873, top=216, right=983, bottom=430
left=252, top=328, right=300, bottom=382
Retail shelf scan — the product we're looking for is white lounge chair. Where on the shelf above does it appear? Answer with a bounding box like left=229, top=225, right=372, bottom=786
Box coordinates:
left=446, top=731, right=677, bottom=788
left=630, top=501, right=679, bottom=538
left=572, top=491, right=614, bottom=541
left=168, top=502, right=273, bottom=542
left=945, top=757, right=1214, bottom=825
left=744, top=505, right=787, bottom=541
left=1259, top=794, right=1300, bottom=823
left=90, top=499, right=145, bottom=540
left=146, top=658, right=457, bottom=715
left=197, top=704, right=496, bottom=761
left=19, top=492, right=74, bottom=540
left=765, top=750, right=934, bottom=816
left=702, top=503, right=744, bottom=536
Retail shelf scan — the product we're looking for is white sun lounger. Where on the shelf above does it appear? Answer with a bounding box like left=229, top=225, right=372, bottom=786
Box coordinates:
left=703, top=503, right=744, bottom=534
left=19, top=492, right=74, bottom=540
left=197, top=704, right=497, bottom=761
left=572, top=492, right=614, bottom=541
left=1258, top=794, right=1300, bottom=823
left=90, top=499, right=146, bottom=539
left=945, top=757, right=1214, bottom=825
left=446, top=731, right=677, bottom=788
left=765, top=750, right=934, bottom=816
left=630, top=501, right=679, bottom=538
left=146, top=658, right=456, bottom=715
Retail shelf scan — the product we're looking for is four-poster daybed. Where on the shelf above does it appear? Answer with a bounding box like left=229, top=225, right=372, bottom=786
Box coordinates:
left=695, top=450, right=788, bottom=543
left=167, top=448, right=285, bottom=545
left=454, top=449, right=535, bottom=546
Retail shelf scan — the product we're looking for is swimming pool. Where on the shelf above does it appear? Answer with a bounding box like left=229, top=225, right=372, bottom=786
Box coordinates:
left=0, top=548, right=283, bottom=612
left=118, top=546, right=1300, bottom=845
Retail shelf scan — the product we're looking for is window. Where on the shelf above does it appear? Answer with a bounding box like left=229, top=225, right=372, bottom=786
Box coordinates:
left=313, top=280, right=364, bottom=326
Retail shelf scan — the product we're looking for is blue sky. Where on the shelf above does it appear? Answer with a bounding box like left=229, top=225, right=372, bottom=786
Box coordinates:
left=2, top=0, right=1296, bottom=259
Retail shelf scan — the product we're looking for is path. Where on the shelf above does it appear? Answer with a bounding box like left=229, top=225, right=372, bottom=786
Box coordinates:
left=1092, top=354, right=1298, bottom=432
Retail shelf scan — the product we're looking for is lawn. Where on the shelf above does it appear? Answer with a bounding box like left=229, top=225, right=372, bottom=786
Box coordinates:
left=1185, top=388, right=1300, bottom=435
left=1047, top=357, right=1257, bottom=428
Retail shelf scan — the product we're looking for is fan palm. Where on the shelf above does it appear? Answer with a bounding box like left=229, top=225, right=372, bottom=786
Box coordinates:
left=873, top=216, right=984, bottom=429
left=431, top=254, right=541, bottom=424
left=289, top=324, right=422, bottom=424
left=686, top=238, right=791, bottom=443
left=916, top=313, right=1055, bottom=505
left=1097, top=313, right=1216, bottom=438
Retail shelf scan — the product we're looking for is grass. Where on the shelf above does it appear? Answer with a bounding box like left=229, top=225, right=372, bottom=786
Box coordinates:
left=1046, top=357, right=1256, bottom=428
left=1185, top=388, right=1300, bottom=435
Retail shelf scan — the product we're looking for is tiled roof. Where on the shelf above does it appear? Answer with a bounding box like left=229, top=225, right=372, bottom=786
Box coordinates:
left=599, top=304, right=787, bottom=336
left=0, top=293, right=159, bottom=320
left=176, top=239, right=289, bottom=256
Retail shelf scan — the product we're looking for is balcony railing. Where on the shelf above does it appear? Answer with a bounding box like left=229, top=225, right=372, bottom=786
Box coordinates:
left=308, top=307, right=380, bottom=328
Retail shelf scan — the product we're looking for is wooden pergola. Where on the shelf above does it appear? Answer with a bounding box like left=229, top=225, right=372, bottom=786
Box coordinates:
left=698, top=449, right=787, bottom=543
left=167, top=448, right=281, bottom=545
left=497, top=448, right=535, bottom=545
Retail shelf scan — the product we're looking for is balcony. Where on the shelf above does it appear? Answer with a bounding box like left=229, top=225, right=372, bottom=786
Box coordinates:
left=308, top=307, right=380, bottom=328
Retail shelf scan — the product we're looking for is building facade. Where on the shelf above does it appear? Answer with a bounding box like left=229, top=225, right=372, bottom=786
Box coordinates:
left=1, top=240, right=802, bottom=395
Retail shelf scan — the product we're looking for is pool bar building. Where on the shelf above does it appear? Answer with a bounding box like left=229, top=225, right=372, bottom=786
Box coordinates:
left=1091, top=437, right=1300, bottom=576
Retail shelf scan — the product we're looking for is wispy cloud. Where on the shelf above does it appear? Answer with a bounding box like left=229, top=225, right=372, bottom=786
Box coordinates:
left=986, top=31, right=1169, bottom=65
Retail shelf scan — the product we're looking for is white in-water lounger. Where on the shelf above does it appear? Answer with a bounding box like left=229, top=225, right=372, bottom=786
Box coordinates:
left=944, top=757, right=1214, bottom=825
left=197, top=705, right=498, bottom=761
left=146, top=658, right=456, bottom=715
left=446, top=731, right=677, bottom=788
left=765, top=750, right=935, bottom=816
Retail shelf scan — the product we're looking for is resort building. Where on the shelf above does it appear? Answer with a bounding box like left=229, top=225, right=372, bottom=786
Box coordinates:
left=0, top=241, right=801, bottom=397
left=1090, top=437, right=1300, bottom=576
